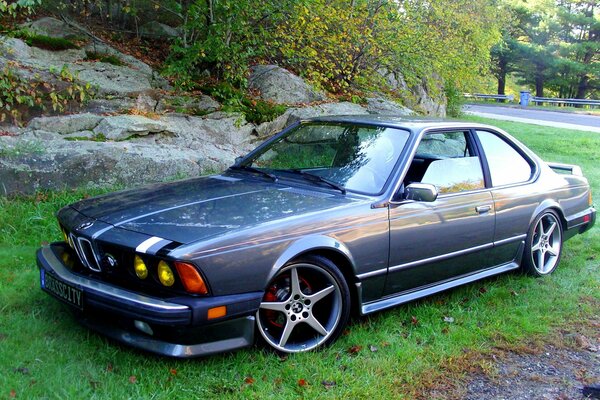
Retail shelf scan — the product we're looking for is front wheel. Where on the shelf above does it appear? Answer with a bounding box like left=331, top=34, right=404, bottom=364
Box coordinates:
left=523, top=210, right=563, bottom=276
left=256, top=255, right=350, bottom=353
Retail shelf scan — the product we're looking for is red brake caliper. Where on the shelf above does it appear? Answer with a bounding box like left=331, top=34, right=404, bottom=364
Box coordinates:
left=264, top=273, right=312, bottom=328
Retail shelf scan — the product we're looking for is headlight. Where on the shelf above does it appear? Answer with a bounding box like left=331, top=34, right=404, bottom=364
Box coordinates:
left=134, top=255, right=148, bottom=279
left=157, top=261, right=175, bottom=287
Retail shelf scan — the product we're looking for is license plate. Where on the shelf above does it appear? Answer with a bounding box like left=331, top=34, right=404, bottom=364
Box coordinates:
left=41, top=269, right=84, bottom=310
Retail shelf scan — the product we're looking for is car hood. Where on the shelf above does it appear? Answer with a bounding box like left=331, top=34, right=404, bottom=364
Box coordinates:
left=69, top=174, right=354, bottom=244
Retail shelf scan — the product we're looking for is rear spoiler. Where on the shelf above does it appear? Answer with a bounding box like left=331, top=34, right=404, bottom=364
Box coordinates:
left=547, top=162, right=583, bottom=176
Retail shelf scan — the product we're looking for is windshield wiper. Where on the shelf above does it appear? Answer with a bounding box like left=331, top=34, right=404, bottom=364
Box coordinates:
left=290, top=169, right=346, bottom=194
left=229, top=165, right=278, bottom=182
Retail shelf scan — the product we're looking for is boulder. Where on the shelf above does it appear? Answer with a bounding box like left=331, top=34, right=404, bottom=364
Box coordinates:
left=248, top=65, right=326, bottom=104
left=139, top=22, right=180, bottom=39
left=0, top=34, right=168, bottom=96
left=20, top=17, right=83, bottom=40
left=366, top=97, right=415, bottom=116
left=0, top=135, right=210, bottom=195
left=93, top=115, right=173, bottom=141
left=28, top=114, right=103, bottom=134
left=284, top=102, right=368, bottom=125
left=255, top=102, right=368, bottom=138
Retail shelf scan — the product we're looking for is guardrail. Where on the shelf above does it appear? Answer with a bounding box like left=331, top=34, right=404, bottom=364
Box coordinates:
left=464, top=93, right=514, bottom=102
left=530, top=97, right=600, bottom=107
left=464, top=92, right=600, bottom=108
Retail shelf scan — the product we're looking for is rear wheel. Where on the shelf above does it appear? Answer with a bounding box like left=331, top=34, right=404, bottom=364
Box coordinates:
left=256, top=255, right=350, bottom=353
left=523, top=210, right=563, bottom=276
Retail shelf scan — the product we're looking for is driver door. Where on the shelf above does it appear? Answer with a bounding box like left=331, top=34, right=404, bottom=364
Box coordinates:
left=384, top=130, right=496, bottom=295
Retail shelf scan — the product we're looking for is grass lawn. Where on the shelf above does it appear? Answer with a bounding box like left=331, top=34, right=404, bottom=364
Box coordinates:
left=1, top=117, right=599, bottom=399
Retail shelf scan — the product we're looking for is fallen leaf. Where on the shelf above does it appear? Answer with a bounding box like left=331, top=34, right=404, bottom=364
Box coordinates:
left=411, top=316, right=419, bottom=325
left=342, top=329, right=351, bottom=336
left=274, top=377, right=283, bottom=386
left=244, top=376, right=255, bottom=384
left=575, top=334, right=598, bottom=352
left=369, top=345, right=378, bottom=352
left=478, top=287, right=487, bottom=294
left=278, top=354, right=288, bottom=362
left=9, top=389, right=16, bottom=398
left=169, top=368, right=177, bottom=376
left=510, top=290, right=518, bottom=297
left=128, top=376, right=137, bottom=384
left=348, top=345, right=362, bottom=354
left=381, top=341, right=391, bottom=347
left=106, top=363, right=113, bottom=372
left=441, top=327, right=449, bottom=334
left=321, top=380, right=336, bottom=389
left=443, top=316, right=454, bottom=323
left=298, top=379, right=308, bottom=387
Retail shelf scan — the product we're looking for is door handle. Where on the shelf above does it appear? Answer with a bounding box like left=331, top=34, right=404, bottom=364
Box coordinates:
left=475, top=205, right=492, bottom=214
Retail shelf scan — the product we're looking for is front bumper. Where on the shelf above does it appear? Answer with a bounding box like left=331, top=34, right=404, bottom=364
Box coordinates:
left=37, top=243, right=262, bottom=357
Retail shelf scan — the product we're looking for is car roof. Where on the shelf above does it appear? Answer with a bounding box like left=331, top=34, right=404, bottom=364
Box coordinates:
left=305, top=114, right=496, bottom=133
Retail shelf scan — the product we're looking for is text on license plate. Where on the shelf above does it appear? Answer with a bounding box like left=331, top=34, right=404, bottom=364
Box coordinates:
left=41, top=269, right=83, bottom=309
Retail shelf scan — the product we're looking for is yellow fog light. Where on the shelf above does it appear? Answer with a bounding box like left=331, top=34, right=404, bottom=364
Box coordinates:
left=158, top=261, right=175, bottom=287
left=134, top=255, right=148, bottom=279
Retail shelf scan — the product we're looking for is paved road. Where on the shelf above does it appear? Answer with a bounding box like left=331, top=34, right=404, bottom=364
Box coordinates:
left=463, top=104, right=600, bottom=133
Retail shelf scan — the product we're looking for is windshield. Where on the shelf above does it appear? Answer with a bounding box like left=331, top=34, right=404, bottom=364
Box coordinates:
left=245, top=123, right=410, bottom=194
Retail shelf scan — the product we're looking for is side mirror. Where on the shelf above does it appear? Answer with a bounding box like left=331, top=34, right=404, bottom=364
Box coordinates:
left=234, top=156, right=243, bottom=165
left=404, top=183, right=438, bottom=202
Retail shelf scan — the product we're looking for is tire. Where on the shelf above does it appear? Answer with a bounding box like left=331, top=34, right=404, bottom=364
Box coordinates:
left=522, top=210, right=563, bottom=276
left=256, top=255, right=351, bottom=353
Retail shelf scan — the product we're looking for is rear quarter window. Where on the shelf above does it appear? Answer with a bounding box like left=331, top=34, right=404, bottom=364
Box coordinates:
left=476, top=130, right=533, bottom=186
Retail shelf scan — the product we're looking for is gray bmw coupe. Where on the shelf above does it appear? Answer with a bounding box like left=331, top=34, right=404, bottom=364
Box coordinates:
left=37, top=115, right=595, bottom=357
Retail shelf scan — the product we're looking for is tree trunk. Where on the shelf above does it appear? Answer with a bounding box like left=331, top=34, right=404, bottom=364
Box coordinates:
left=535, top=74, right=544, bottom=97
left=574, top=74, right=589, bottom=107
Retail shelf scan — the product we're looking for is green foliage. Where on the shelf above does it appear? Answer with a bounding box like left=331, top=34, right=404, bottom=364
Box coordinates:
left=445, top=81, right=464, bottom=117
left=84, top=51, right=124, bottom=66
left=0, top=0, right=39, bottom=18
left=13, top=30, right=79, bottom=50
left=0, top=62, right=94, bottom=125
left=201, top=82, right=286, bottom=124
left=493, top=0, right=599, bottom=99
left=163, top=0, right=501, bottom=100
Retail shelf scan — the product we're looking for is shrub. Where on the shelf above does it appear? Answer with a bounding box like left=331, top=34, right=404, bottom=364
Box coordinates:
left=14, top=31, right=79, bottom=50
left=84, top=51, right=124, bottom=66
left=0, top=62, right=94, bottom=125
left=445, top=81, right=464, bottom=118
left=201, top=82, right=286, bottom=124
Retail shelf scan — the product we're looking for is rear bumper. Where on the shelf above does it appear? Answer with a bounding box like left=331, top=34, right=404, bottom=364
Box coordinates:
left=565, top=207, right=595, bottom=240
left=37, top=243, right=262, bottom=357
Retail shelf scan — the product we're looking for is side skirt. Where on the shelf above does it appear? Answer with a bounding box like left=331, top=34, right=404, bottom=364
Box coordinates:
left=359, top=261, right=520, bottom=315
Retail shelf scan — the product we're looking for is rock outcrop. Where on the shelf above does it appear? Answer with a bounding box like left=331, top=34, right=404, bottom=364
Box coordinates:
left=248, top=65, right=326, bottom=104
left=1, top=18, right=447, bottom=195
left=380, top=69, right=447, bottom=117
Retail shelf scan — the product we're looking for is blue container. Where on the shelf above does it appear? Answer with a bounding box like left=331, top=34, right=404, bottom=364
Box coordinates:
left=520, top=91, right=531, bottom=107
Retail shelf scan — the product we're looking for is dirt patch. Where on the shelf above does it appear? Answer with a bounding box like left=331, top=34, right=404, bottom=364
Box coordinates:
left=423, top=320, right=600, bottom=399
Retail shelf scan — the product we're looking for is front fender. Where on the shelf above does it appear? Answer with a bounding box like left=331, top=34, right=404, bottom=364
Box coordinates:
left=267, top=235, right=356, bottom=283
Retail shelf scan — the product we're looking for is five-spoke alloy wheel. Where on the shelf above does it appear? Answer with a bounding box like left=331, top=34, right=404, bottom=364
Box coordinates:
left=523, top=210, right=563, bottom=276
left=256, top=255, right=350, bottom=353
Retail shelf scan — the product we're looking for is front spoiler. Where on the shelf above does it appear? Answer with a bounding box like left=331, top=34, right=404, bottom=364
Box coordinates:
left=37, top=243, right=261, bottom=357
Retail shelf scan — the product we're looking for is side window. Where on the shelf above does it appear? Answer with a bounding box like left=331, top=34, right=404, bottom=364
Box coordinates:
left=476, top=130, right=533, bottom=186
left=405, top=131, right=485, bottom=194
